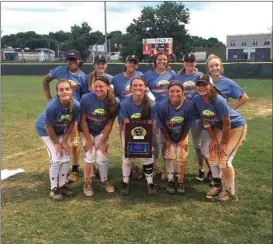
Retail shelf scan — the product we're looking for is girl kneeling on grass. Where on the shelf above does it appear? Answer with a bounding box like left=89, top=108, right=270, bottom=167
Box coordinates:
left=193, top=74, right=247, bottom=201
left=36, top=79, right=81, bottom=201
left=119, top=77, right=157, bottom=196
left=157, top=81, right=194, bottom=194
left=80, top=76, right=119, bottom=197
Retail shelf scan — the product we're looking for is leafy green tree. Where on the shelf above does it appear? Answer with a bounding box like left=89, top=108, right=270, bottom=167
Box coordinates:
left=125, top=1, right=191, bottom=59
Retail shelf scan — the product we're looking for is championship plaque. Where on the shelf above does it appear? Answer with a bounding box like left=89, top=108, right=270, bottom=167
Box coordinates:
left=124, top=122, right=153, bottom=158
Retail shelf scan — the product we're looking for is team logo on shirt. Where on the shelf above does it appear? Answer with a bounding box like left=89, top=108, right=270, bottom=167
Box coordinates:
left=60, top=114, right=72, bottom=122
left=68, top=80, right=79, bottom=92
left=183, top=81, right=196, bottom=100
left=166, top=116, right=184, bottom=127
left=92, top=109, right=107, bottom=120
left=131, top=113, right=141, bottom=120
left=122, top=83, right=132, bottom=96
left=202, top=110, right=220, bottom=123
left=53, top=114, right=72, bottom=128
left=152, top=80, right=170, bottom=95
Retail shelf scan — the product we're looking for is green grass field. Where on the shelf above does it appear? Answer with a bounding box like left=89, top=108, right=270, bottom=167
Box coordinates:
left=1, top=76, right=272, bottom=244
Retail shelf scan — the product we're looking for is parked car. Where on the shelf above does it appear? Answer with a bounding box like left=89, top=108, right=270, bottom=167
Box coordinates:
left=108, top=52, right=122, bottom=61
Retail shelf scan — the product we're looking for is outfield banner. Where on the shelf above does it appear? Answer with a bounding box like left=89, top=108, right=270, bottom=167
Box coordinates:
left=1, top=63, right=272, bottom=78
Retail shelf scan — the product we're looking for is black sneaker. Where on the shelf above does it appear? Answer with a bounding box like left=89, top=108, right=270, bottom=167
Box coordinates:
left=147, top=183, right=156, bottom=196
left=59, top=185, right=74, bottom=196
left=196, top=170, right=205, bottom=181
left=120, top=182, right=129, bottom=195
left=166, top=181, right=176, bottom=194
left=177, top=183, right=185, bottom=195
left=49, top=187, right=63, bottom=201
left=204, top=170, right=214, bottom=187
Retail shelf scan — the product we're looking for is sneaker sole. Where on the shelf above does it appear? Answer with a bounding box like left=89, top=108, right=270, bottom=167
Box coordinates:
left=196, top=177, right=205, bottom=181
left=83, top=192, right=94, bottom=197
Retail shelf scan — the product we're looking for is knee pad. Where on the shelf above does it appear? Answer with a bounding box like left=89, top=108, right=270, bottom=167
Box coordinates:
left=62, top=156, right=71, bottom=164
left=97, top=150, right=108, bottom=165
left=50, top=160, right=61, bottom=168
left=84, top=149, right=96, bottom=164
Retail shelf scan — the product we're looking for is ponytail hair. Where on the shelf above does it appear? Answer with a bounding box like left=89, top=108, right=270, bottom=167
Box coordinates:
left=208, top=86, right=229, bottom=103
left=105, top=89, right=117, bottom=119
left=206, top=54, right=224, bottom=75
left=88, top=70, right=96, bottom=91
left=130, top=77, right=151, bottom=120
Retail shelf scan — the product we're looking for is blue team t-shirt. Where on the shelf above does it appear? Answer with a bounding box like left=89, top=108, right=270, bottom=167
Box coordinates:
left=112, top=71, right=143, bottom=102
left=36, top=98, right=81, bottom=137
left=81, top=73, right=113, bottom=94
left=157, top=99, right=195, bottom=143
left=79, top=92, right=119, bottom=136
left=143, top=70, right=176, bottom=104
left=49, top=66, right=86, bottom=101
left=192, top=94, right=246, bottom=129
left=118, top=95, right=157, bottom=125
left=214, top=76, right=244, bottom=99
left=174, top=71, right=203, bottom=100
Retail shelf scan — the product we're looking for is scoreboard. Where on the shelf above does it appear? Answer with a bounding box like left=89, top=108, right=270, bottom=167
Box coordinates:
left=142, top=38, right=173, bottom=56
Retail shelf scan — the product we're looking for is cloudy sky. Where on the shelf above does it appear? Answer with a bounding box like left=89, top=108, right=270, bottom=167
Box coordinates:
left=1, top=1, right=272, bottom=44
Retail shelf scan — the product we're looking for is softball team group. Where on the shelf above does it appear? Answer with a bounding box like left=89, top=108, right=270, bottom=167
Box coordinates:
left=36, top=50, right=248, bottom=202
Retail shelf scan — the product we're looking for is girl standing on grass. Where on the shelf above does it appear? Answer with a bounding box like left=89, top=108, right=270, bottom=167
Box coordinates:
left=42, top=50, right=86, bottom=184
left=157, top=81, right=194, bottom=194
left=36, top=79, right=81, bottom=201
left=174, top=53, right=211, bottom=183
left=200, top=54, right=249, bottom=194
left=119, top=77, right=157, bottom=196
left=143, top=52, right=176, bottom=179
left=112, top=55, right=144, bottom=180
left=82, top=54, right=113, bottom=180
left=79, top=76, right=119, bottom=197
left=193, top=74, right=247, bottom=201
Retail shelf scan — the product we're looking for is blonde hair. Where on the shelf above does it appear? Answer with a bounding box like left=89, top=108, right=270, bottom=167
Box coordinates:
left=206, top=54, right=224, bottom=75
left=88, top=70, right=96, bottom=91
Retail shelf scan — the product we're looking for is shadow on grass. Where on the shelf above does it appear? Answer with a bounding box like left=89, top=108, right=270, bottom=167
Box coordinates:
left=2, top=162, right=210, bottom=207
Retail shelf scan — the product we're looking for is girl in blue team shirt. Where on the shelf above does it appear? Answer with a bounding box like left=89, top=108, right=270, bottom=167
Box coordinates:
left=112, top=55, right=144, bottom=180
left=36, top=79, right=81, bottom=201
left=200, top=54, right=249, bottom=188
left=174, top=52, right=211, bottom=183
left=112, top=55, right=143, bottom=102
left=206, top=54, right=249, bottom=110
left=80, top=76, right=119, bottom=197
left=157, top=81, right=194, bottom=194
left=42, top=50, right=86, bottom=183
left=193, top=74, right=247, bottom=202
left=119, top=77, right=157, bottom=196
left=143, top=52, right=176, bottom=179
left=84, top=55, right=113, bottom=92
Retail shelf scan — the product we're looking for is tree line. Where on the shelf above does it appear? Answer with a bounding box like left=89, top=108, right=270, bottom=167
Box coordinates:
left=1, top=2, right=225, bottom=61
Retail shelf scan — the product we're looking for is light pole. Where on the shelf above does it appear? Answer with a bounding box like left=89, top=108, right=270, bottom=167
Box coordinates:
left=104, top=2, right=108, bottom=53
left=268, top=27, right=273, bottom=60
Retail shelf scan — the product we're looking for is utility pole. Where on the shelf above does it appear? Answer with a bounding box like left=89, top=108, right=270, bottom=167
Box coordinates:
left=104, top=2, right=108, bottom=54
left=270, top=25, right=273, bottom=61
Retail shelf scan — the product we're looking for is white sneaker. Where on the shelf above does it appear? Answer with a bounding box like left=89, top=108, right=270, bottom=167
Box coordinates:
left=83, top=183, right=94, bottom=197
left=100, top=181, right=115, bottom=193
